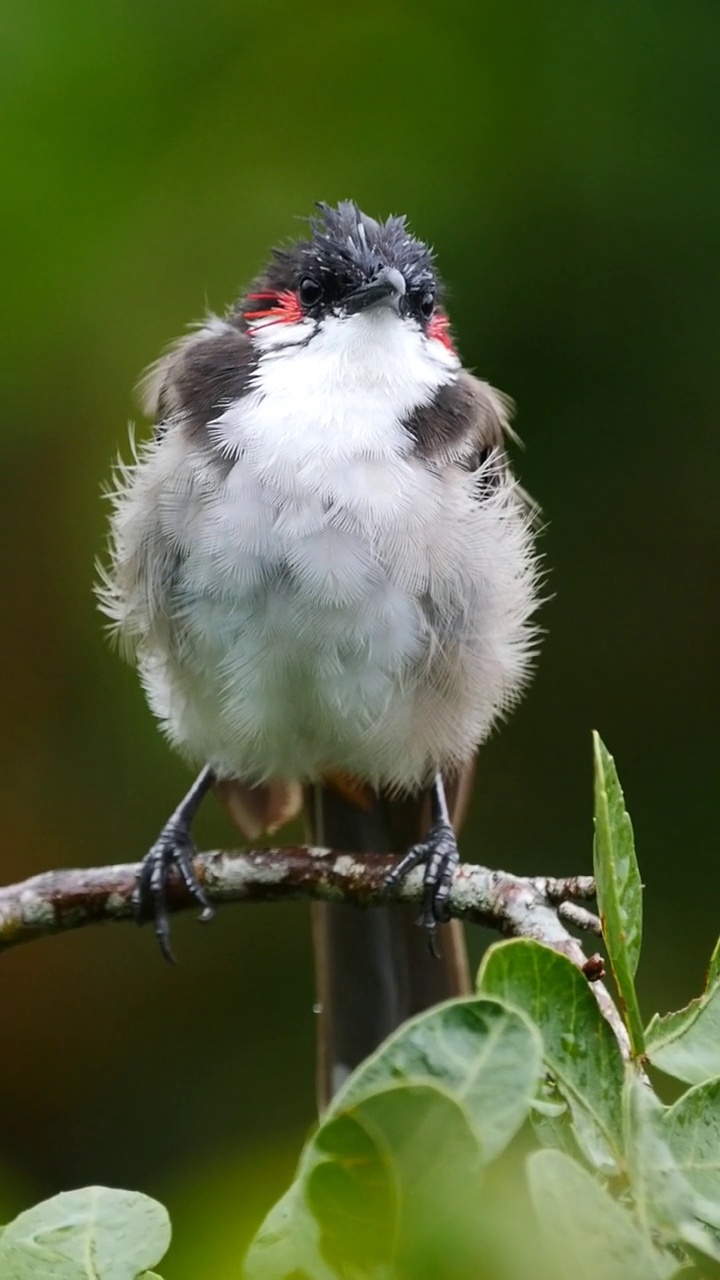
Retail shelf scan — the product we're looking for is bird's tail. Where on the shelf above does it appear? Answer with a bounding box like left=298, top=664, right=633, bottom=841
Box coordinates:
left=307, top=773, right=473, bottom=1110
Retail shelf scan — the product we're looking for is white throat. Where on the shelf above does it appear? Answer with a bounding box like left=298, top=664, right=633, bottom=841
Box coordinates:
left=211, top=310, right=460, bottom=470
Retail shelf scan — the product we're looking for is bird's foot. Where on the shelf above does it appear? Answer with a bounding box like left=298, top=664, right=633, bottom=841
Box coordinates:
left=133, top=816, right=214, bottom=962
left=384, top=822, right=459, bottom=957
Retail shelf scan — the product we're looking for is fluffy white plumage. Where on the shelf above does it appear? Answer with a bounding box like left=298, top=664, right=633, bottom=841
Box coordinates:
left=100, top=305, right=539, bottom=794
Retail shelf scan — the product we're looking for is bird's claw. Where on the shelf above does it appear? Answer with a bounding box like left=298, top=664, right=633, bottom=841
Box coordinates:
left=384, top=821, right=459, bottom=955
left=133, top=819, right=214, bottom=962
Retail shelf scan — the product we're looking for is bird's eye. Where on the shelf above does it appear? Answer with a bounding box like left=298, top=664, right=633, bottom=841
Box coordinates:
left=299, top=278, right=323, bottom=307
left=419, top=291, right=435, bottom=319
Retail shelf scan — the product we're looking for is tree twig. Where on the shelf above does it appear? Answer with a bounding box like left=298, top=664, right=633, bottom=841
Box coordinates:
left=0, top=847, right=627, bottom=1052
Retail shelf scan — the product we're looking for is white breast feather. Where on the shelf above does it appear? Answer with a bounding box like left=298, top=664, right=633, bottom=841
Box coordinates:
left=100, top=310, right=539, bottom=792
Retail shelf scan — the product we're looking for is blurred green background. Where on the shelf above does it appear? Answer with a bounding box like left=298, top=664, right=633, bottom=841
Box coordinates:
left=2, top=0, right=719, bottom=1271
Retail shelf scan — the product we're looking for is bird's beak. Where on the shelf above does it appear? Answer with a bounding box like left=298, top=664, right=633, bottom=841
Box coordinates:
left=343, top=266, right=407, bottom=315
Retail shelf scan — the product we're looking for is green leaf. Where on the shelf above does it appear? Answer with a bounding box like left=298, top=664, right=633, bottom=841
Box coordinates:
left=646, top=938, right=720, bottom=1084
left=709, top=942, right=720, bottom=987
left=242, top=1181, right=334, bottom=1280
left=527, top=1149, right=672, bottom=1280
left=330, top=996, right=543, bottom=1162
left=663, top=1076, right=720, bottom=1230
left=245, top=995, right=542, bottom=1277
left=309, top=1084, right=482, bottom=1275
left=624, top=1072, right=720, bottom=1263
left=0, top=1187, right=171, bottom=1279
left=530, top=1085, right=586, bottom=1162
left=478, top=938, right=626, bottom=1171
left=592, top=731, right=644, bottom=1055
left=245, top=1084, right=482, bottom=1278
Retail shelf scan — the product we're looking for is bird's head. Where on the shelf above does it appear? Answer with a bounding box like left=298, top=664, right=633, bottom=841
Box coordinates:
left=237, top=201, right=457, bottom=361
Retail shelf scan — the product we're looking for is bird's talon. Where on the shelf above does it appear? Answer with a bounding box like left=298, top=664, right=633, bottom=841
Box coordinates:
left=134, top=817, right=208, bottom=958
left=155, top=924, right=176, bottom=965
left=385, top=820, right=459, bottom=953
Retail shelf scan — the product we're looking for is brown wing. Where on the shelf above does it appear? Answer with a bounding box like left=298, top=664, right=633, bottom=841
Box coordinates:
left=405, top=369, right=540, bottom=524
left=403, top=369, right=510, bottom=464
left=138, top=318, right=257, bottom=439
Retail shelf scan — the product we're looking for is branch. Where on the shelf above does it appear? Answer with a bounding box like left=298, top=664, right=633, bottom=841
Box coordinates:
left=0, top=847, right=626, bottom=1051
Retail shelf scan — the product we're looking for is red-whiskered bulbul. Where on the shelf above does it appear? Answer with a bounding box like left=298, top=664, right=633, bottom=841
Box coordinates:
left=99, top=202, right=540, bottom=1107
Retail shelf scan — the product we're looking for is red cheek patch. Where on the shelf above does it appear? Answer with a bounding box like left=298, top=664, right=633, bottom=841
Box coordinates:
left=245, top=290, right=304, bottom=326
left=427, top=311, right=456, bottom=353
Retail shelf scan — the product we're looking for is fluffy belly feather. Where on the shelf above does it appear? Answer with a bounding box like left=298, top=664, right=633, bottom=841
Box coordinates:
left=124, top=443, right=535, bottom=794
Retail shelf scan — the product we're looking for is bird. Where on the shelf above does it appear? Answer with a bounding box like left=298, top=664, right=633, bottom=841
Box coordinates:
left=98, top=200, right=540, bottom=1107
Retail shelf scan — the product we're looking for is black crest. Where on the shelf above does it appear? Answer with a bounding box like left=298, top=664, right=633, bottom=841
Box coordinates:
left=239, top=201, right=442, bottom=319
